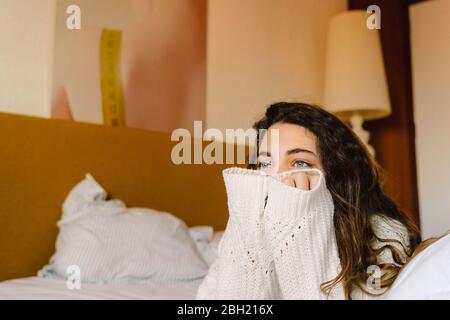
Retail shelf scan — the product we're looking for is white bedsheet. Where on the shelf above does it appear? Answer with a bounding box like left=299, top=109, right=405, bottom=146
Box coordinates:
left=0, top=277, right=200, bottom=300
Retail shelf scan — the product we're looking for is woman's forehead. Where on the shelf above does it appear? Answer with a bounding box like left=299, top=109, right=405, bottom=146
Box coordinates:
left=260, top=123, right=318, bottom=153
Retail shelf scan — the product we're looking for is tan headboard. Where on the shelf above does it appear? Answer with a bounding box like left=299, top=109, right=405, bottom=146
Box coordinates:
left=0, top=112, right=237, bottom=282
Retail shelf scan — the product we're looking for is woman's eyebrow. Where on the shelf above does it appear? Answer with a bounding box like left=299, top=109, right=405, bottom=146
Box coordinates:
left=286, top=148, right=317, bottom=157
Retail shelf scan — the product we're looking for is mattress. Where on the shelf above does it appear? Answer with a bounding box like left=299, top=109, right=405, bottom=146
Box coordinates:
left=0, top=277, right=199, bottom=300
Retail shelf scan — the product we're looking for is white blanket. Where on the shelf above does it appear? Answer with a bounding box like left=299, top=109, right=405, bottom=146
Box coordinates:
left=385, top=233, right=450, bottom=300
left=0, top=277, right=199, bottom=300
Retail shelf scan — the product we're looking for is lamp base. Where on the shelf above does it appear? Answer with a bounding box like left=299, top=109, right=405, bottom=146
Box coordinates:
left=349, top=114, right=375, bottom=157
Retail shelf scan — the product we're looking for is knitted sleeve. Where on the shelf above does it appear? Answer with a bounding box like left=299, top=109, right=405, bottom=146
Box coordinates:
left=262, top=169, right=345, bottom=299
left=196, top=167, right=345, bottom=300
left=370, top=214, right=412, bottom=265
left=350, top=214, right=412, bottom=300
left=196, top=168, right=273, bottom=299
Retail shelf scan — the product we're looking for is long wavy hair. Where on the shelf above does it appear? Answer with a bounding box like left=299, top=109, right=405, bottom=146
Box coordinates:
left=250, top=102, right=421, bottom=298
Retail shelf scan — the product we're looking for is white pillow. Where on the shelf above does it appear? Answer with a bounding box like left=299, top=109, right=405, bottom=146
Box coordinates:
left=189, top=226, right=223, bottom=267
left=385, top=233, right=450, bottom=299
left=39, top=174, right=209, bottom=285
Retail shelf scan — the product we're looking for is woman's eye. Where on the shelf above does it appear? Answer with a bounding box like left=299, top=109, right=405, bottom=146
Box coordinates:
left=259, top=162, right=272, bottom=170
left=292, top=160, right=310, bottom=168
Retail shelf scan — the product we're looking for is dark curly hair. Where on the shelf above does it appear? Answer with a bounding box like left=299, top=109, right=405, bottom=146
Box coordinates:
left=251, top=102, right=421, bottom=298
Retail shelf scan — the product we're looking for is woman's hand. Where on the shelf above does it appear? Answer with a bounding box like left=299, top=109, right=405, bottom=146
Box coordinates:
left=280, top=171, right=320, bottom=191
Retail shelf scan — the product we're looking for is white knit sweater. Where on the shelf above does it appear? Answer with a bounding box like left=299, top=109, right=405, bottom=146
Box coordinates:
left=196, top=167, right=411, bottom=300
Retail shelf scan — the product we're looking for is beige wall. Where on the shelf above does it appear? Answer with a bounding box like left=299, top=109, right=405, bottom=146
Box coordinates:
left=410, top=0, right=450, bottom=238
left=51, top=0, right=137, bottom=125
left=52, top=0, right=206, bottom=133
left=0, top=0, right=56, bottom=117
left=206, top=0, right=347, bottom=133
left=1, top=0, right=347, bottom=133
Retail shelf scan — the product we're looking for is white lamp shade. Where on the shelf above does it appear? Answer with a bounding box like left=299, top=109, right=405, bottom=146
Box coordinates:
left=324, top=10, right=391, bottom=121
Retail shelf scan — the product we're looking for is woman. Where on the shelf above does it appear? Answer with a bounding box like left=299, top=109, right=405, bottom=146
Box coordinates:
left=196, top=102, right=421, bottom=300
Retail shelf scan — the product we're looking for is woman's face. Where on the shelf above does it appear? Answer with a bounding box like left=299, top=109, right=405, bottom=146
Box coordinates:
left=257, top=122, right=323, bottom=176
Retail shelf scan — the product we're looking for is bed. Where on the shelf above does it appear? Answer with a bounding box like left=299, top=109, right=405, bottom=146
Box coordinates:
left=1, top=112, right=449, bottom=300
left=0, top=277, right=199, bottom=300
left=0, top=112, right=236, bottom=299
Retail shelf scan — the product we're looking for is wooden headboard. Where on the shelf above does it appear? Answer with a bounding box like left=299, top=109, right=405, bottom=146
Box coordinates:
left=0, top=113, right=235, bottom=282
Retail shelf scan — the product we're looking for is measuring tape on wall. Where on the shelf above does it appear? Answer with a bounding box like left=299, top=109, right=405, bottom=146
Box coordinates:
left=100, top=29, right=126, bottom=127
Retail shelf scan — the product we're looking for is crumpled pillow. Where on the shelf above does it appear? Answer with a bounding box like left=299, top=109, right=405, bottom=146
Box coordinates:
left=38, top=174, right=209, bottom=285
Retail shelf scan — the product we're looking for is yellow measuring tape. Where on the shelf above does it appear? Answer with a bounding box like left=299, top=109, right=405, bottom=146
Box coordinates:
left=100, top=29, right=126, bottom=127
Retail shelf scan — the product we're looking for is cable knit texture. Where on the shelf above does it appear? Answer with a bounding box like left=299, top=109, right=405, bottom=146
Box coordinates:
left=196, top=168, right=270, bottom=299
left=264, top=169, right=344, bottom=299
left=350, top=214, right=411, bottom=300
left=196, top=168, right=410, bottom=300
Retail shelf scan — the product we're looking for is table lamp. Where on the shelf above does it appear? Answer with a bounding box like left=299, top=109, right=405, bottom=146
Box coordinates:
left=324, top=10, right=391, bottom=156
